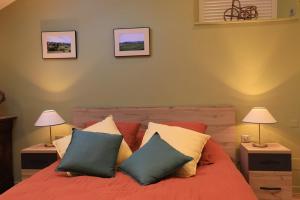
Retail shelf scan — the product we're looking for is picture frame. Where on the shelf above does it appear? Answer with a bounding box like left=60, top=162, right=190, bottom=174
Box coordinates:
left=114, top=27, right=150, bottom=57
left=41, top=31, right=77, bottom=59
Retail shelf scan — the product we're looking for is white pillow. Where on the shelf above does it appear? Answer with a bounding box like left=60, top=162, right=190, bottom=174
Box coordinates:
left=141, top=122, right=210, bottom=177
left=53, top=115, right=132, bottom=166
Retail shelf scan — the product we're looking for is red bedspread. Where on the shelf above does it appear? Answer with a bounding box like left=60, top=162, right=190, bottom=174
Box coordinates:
left=0, top=141, right=257, bottom=200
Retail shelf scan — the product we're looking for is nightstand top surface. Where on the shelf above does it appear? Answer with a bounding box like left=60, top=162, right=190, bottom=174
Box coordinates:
left=241, top=143, right=291, bottom=154
left=21, top=144, right=57, bottom=154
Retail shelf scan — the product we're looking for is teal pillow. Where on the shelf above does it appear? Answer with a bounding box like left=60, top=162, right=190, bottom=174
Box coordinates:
left=56, top=130, right=123, bottom=178
left=119, top=133, right=192, bottom=185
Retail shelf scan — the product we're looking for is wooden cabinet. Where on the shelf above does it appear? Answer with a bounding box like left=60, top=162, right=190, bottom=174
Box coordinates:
left=21, top=144, right=57, bottom=180
left=0, top=116, right=16, bottom=193
left=240, top=143, right=292, bottom=200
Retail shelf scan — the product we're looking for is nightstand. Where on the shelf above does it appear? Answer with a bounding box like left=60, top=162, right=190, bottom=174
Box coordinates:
left=21, top=144, right=57, bottom=180
left=240, top=143, right=292, bottom=200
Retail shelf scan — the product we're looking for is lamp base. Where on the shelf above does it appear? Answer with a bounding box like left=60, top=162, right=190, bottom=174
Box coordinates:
left=252, top=143, right=268, bottom=148
left=44, top=143, right=55, bottom=147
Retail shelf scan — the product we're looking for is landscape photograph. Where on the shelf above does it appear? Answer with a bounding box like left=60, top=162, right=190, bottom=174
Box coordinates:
left=46, top=35, right=72, bottom=53
left=119, top=33, right=145, bottom=51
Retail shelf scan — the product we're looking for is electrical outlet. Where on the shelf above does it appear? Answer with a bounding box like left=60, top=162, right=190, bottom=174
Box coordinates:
left=289, top=119, right=299, bottom=128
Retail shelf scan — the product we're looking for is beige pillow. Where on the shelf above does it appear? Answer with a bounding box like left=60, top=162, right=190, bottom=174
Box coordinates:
left=141, top=122, right=210, bottom=177
left=53, top=115, right=132, bottom=166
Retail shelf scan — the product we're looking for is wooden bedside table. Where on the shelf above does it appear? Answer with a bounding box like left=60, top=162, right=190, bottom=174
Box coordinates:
left=0, top=116, right=16, bottom=193
left=240, top=143, right=292, bottom=200
left=21, top=144, right=57, bottom=180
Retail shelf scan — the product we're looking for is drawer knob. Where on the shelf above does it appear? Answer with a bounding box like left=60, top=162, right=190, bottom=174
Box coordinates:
left=260, top=187, right=282, bottom=192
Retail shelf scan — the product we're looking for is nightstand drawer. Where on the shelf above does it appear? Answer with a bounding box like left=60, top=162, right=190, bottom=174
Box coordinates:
left=249, top=153, right=291, bottom=171
left=21, top=153, right=57, bottom=169
left=249, top=171, right=292, bottom=200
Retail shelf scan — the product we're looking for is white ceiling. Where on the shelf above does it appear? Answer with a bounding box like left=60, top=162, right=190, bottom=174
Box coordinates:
left=0, top=0, right=15, bottom=10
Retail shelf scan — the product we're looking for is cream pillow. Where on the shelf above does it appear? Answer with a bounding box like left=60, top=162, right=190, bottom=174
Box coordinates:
left=141, top=122, right=210, bottom=177
left=53, top=115, right=132, bottom=166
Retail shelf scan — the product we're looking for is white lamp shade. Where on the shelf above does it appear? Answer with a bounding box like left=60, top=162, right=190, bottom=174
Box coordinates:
left=243, top=107, right=277, bottom=124
left=35, top=110, right=65, bottom=127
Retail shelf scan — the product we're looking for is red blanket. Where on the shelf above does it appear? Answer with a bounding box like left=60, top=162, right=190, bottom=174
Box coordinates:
left=1, top=141, right=257, bottom=200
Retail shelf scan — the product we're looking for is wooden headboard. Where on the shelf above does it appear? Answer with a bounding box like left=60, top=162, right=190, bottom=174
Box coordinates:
left=72, top=106, right=238, bottom=162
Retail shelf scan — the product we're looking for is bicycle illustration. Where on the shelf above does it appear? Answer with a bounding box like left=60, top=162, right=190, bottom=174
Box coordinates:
left=224, top=0, right=258, bottom=21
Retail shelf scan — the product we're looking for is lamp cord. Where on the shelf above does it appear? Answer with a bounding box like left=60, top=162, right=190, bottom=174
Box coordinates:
left=258, top=123, right=261, bottom=145
left=49, top=126, right=52, bottom=144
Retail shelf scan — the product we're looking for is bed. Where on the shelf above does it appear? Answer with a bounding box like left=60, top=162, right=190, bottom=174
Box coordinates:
left=0, top=106, right=257, bottom=200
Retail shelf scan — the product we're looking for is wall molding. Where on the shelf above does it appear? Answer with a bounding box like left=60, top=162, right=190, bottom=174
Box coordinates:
left=0, top=0, right=16, bottom=10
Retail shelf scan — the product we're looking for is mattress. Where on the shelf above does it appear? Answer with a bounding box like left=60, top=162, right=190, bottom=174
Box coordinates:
left=0, top=141, right=257, bottom=200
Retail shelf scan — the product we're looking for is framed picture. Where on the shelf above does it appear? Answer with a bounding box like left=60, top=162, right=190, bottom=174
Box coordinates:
left=114, top=27, right=150, bottom=57
left=41, top=31, right=77, bottom=59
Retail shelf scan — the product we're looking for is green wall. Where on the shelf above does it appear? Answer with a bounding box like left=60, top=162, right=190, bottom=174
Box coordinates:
left=0, top=0, right=300, bottom=191
left=278, top=0, right=297, bottom=18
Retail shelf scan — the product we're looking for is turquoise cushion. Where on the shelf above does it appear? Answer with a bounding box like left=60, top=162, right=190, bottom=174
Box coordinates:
left=119, top=133, right=192, bottom=185
left=56, top=130, right=122, bottom=178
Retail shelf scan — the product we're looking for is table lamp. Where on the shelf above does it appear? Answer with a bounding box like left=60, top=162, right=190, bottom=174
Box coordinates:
left=242, top=107, right=277, bottom=148
left=35, top=110, right=65, bottom=147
